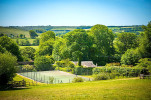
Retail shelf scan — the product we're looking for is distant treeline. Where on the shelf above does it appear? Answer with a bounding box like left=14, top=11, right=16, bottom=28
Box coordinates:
left=0, top=25, right=144, bottom=37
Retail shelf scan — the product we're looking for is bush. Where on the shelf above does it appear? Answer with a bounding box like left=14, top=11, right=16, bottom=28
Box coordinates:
left=55, top=59, right=75, bottom=68
left=93, top=73, right=110, bottom=81
left=0, top=36, right=23, bottom=61
left=55, top=67, right=73, bottom=72
left=121, top=48, right=141, bottom=65
left=93, top=66, right=145, bottom=78
left=34, top=56, right=54, bottom=71
left=105, top=63, right=120, bottom=67
left=22, top=64, right=35, bottom=71
left=109, top=73, right=116, bottom=79
left=0, top=52, right=17, bottom=85
left=74, top=66, right=83, bottom=75
left=19, top=39, right=31, bottom=46
left=73, top=66, right=93, bottom=75
left=72, top=77, right=84, bottom=83
left=20, top=47, right=36, bottom=61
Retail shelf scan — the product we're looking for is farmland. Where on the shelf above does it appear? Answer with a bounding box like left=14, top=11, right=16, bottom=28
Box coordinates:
left=0, top=77, right=151, bottom=100
left=0, top=27, right=30, bottom=37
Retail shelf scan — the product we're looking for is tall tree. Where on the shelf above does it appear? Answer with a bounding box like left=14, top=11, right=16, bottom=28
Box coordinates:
left=19, top=34, right=24, bottom=39
left=0, top=36, right=23, bottom=61
left=114, top=32, right=138, bottom=54
left=40, top=31, right=55, bottom=44
left=0, top=52, right=17, bottom=85
left=36, top=39, right=54, bottom=56
left=52, top=37, right=69, bottom=61
left=64, top=29, right=92, bottom=66
left=29, top=30, right=38, bottom=39
left=139, top=21, right=151, bottom=58
left=20, top=47, right=36, bottom=61
left=90, top=24, right=115, bottom=65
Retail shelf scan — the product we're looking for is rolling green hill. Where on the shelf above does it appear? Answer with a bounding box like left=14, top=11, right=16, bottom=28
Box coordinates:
left=0, top=27, right=30, bottom=38
left=0, top=25, right=143, bottom=38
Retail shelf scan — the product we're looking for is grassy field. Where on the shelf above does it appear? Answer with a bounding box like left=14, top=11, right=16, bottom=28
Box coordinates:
left=0, top=27, right=30, bottom=37
left=12, top=38, right=35, bottom=44
left=0, top=76, right=151, bottom=100
left=19, top=46, right=39, bottom=49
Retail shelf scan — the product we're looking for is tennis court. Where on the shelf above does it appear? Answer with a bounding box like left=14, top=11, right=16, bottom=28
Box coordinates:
left=18, top=70, right=91, bottom=84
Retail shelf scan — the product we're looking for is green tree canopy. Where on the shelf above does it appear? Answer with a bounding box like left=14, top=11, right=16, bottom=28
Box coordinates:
left=64, top=29, right=92, bottom=66
left=36, top=39, right=54, bottom=56
left=114, top=32, right=138, bottom=54
left=0, top=36, right=23, bottom=61
left=139, top=21, right=151, bottom=58
left=90, top=24, right=115, bottom=65
left=40, top=31, right=55, bottom=44
left=121, top=48, right=141, bottom=65
left=19, top=39, right=30, bottom=46
left=29, top=30, right=38, bottom=39
left=33, top=38, right=40, bottom=46
left=20, top=47, right=36, bottom=61
left=0, top=52, right=17, bottom=85
left=52, top=37, right=69, bottom=61
left=19, top=34, right=24, bottom=39
left=34, top=56, right=54, bottom=71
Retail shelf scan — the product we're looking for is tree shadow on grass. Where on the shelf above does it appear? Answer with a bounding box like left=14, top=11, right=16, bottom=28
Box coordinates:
left=0, top=85, right=31, bottom=91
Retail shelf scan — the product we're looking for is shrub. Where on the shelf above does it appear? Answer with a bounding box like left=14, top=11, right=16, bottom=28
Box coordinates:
left=109, top=73, right=116, bottom=79
left=121, top=48, right=141, bottom=65
left=22, top=64, right=35, bottom=71
left=72, top=77, right=84, bottom=83
left=93, top=72, right=110, bottom=81
left=20, top=47, right=36, bottom=61
left=0, top=52, right=17, bottom=85
left=74, top=66, right=83, bottom=75
left=105, top=63, right=120, bottom=67
left=55, top=59, right=75, bottom=68
left=34, top=56, right=54, bottom=71
left=0, top=36, right=23, bottom=61
left=93, top=66, right=145, bottom=78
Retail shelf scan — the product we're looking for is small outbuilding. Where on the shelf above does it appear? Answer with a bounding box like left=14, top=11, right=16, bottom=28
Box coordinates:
left=72, top=61, right=98, bottom=67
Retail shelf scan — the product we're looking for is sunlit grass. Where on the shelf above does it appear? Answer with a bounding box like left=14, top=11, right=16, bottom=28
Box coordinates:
left=1, top=76, right=151, bottom=100
left=19, top=46, right=39, bottom=49
left=13, top=74, right=45, bottom=85
left=0, top=27, right=29, bottom=37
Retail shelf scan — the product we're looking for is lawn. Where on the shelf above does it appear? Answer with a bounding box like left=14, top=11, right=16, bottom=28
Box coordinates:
left=0, top=77, right=151, bottom=100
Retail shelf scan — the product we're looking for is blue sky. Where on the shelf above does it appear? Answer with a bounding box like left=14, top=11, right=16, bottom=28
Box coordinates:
left=0, top=0, right=151, bottom=26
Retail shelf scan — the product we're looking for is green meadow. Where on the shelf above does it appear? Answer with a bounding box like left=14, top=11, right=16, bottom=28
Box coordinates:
left=0, top=74, right=151, bottom=100
left=12, top=38, right=35, bottom=44
left=19, top=46, right=39, bottom=49
left=0, top=27, right=30, bottom=37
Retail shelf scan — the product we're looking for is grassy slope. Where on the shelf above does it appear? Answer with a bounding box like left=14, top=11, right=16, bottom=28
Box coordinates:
left=0, top=77, right=151, bottom=100
left=13, top=74, right=44, bottom=85
left=13, top=74, right=38, bottom=83
left=0, top=27, right=30, bottom=37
